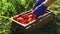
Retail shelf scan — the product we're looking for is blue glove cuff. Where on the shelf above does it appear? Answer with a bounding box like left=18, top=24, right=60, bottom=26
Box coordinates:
left=33, top=4, right=48, bottom=18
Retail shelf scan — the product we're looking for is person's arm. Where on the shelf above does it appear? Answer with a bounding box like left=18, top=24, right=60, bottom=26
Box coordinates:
left=33, top=0, right=45, bottom=10
left=32, top=0, right=56, bottom=18
left=43, top=0, right=56, bottom=6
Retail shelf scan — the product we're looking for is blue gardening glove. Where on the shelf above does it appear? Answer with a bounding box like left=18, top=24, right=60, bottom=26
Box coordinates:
left=33, top=0, right=45, bottom=10
left=32, top=4, right=47, bottom=18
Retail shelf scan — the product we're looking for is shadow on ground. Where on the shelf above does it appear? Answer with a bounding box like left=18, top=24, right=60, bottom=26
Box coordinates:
left=33, top=14, right=60, bottom=34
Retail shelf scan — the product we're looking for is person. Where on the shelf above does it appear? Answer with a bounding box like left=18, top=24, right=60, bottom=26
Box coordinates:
left=32, top=0, right=56, bottom=18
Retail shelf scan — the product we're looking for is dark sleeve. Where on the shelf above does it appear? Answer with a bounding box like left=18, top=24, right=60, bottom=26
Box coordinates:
left=33, top=0, right=45, bottom=10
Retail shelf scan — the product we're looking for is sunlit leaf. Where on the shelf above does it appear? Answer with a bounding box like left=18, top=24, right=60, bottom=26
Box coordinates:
left=0, top=21, right=2, bottom=25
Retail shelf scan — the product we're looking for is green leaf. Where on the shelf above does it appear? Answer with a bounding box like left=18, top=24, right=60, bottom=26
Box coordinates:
left=0, top=21, right=2, bottom=25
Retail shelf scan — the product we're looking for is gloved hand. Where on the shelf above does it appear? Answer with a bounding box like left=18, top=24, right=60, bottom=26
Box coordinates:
left=33, top=0, right=45, bottom=10
left=32, top=4, right=47, bottom=18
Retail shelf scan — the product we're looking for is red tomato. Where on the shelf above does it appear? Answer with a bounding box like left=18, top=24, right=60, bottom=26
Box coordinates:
left=29, top=14, right=36, bottom=20
left=32, top=14, right=36, bottom=17
left=17, top=17, right=24, bottom=23
left=22, top=14, right=29, bottom=19
left=29, top=14, right=36, bottom=18
left=29, top=15, right=32, bottom=18
left=13, top=16, right=19, bottom=20
left=23, top=20, right=29, bottom=24
left=28, top=18, right=33, bottom=22
left=32, top=18, right=36, bottom=20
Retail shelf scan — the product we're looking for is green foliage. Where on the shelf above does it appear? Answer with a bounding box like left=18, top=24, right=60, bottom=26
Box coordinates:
left=1, top=0, right=16, bottom=17
left=0, top=0, right=35, bottom=34
left=0, top=0, right=60, bottom=34
left=0, top=0, right=36, bottom=17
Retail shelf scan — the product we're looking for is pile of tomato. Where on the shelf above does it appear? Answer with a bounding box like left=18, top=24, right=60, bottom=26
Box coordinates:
left=13, top=14, right=36, bottom=24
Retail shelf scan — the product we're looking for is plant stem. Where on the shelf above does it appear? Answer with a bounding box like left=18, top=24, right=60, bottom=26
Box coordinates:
left=0, top=16, right=11, bottom=20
